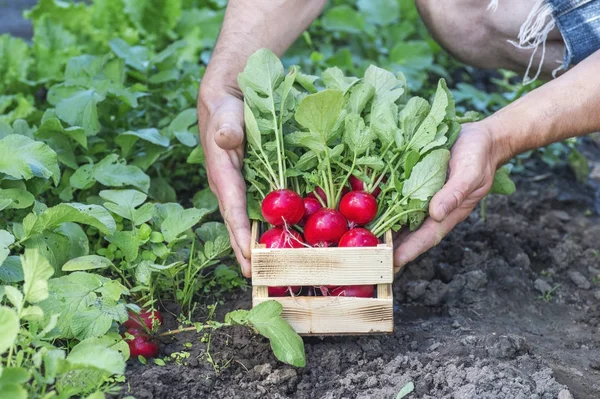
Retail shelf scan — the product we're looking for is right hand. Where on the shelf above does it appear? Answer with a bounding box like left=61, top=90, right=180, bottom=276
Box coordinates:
left=198, top=84, right=252, bottom=277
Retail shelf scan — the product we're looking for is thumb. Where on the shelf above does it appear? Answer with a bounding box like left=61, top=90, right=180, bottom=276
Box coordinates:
left=213, top=98, right=244, bottom=150
left=429, top=167, right=479, bottom=223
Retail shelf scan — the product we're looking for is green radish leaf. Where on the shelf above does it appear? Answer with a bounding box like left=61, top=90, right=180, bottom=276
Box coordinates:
left=238, top=48, right=284, bottom=97
left=371, top=101, right=398, bottom=146
left=402, top=149, right=450, bottom=201
left=21, top=248, right=54, bottom=304
left=364, top=65, right=404, bottom=102
left=407, top=80, right=451, bottom=151
left=490, top=165, right=516, bottom=195
left=295, top=71, right=319, bottom=93
left=0, top=230, right=15, bottom=266
left=0, top=188, right=35, bottom=210
left=322, top=67, right=359, bottom=94
left=66, top=335, right=127, bottom=375
left=296, top=89, right=345, bottom=142
left=62, top=255, right=113, bottom=272
left=0, top=306, right=19, bottom=355
left=399, top=96, right=431, bottom=146
left=22, top=203, right=116, bottom=239
left=347, top=82, right=375, bottom=114
left=244, top=101, right=262, bottom=150
left=404, top=150, right=420, bottom=178
left=156, top=204, right=210, bottom=242
left=0, top=256, right=24, bottom=283
left=344, top=113, right=373, bottom=155
left=247, top=301, right=305, bottom=367
left=0, top=134, right=60, bottom=185
left=322, top=5, right=365, bottom=34
left=93, top=154, right=150, bottom=193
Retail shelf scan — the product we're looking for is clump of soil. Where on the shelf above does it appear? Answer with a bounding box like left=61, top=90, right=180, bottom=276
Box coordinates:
left=122, top=142, right=600, bottom=399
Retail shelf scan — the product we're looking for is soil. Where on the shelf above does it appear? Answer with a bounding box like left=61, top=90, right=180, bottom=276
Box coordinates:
left=4, top=4, right=600, bottom=398
left=120, top=139, right=600, bottom=399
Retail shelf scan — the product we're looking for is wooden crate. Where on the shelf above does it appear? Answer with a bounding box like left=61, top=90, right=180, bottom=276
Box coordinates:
left=251, top=221, right=394, bottom=335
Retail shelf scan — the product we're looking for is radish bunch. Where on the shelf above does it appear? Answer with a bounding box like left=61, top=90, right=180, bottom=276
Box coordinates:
left=122, top=308, right=162, bottom=358
left=259, top=184, right=382, bottom=298
left=240, top=49, right=471, bottom=298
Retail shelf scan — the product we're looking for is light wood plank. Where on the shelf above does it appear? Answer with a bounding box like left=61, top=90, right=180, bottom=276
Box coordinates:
left=377, top=283, right=393, bottom=299
left=253, top=296, right=393, bottom=335
left=251, top=246, right=393, bottom=286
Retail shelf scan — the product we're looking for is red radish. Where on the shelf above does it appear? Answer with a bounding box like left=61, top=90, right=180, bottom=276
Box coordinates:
left=124, top=328, right=159, bottom=358
left=303, top=208, right=348, bottom=246
left=123, top=309, right=163, bottom=331
left=268, top=286, right=302, bottom=297
left=349, top=175, right=385, bottom=198
left=261, top=189, right=304, bottom=226
left=338, top=228, right=379, bottom=247
left=259, top=227, right=305, bottom=248
left=330, top=285, right=375, bottom=298
left=299, top=197, right=322, bottom=226
left=339, top=191, right=378, bottom=226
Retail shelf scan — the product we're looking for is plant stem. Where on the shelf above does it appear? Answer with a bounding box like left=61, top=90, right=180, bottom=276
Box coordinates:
left=372, top=208, right=427, bottom=237
left=335, top=152, right=357, bottom=205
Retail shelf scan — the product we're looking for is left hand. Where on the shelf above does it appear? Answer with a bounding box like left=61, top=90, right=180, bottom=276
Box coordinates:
left=393, top=122, right=501, bottom=273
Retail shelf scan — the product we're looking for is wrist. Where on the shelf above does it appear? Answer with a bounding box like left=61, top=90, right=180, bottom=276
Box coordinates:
left=478, top=114, right=518, bottom=167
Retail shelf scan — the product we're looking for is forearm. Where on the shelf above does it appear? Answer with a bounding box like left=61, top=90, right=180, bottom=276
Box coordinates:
left=203, top=0, right=327, bottom=94
left=484, top=49, right=600, bottom=165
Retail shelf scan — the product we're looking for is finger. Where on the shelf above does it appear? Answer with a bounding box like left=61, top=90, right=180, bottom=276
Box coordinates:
left=212, top=164, right=252, bottom=277
left=224, top=221, right=252, bottom=278
left=429, top=165, right=481, bottom=223
left=393, top=205, right=472, bottom=273
left=213, top=99, right=244, bottom=151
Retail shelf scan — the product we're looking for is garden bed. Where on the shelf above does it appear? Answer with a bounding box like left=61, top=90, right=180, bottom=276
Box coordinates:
left=122, top=141, right=600, bottom=399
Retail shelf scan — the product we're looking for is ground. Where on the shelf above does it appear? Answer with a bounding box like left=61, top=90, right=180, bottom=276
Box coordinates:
left=4, top=4, right=600, bottom=399
left=121, top=141, right=600, bottom=399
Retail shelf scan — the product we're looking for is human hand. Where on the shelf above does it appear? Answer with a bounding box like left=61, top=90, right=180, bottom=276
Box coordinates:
left=198, top=84, right=252, bottom=277
left=393, top=122, right=500, bottom=273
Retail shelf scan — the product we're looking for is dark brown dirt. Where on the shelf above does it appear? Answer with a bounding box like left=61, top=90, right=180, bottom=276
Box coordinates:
left=119, top=139, right=600, bottom=399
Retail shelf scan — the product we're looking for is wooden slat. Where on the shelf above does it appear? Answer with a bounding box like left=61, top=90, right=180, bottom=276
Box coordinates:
left=252, top=286, right=269, bottom=307
left=377, top=283, right=393, bottom=299
left=253, top=296, right=393, bottom=335
left=251, top=246, right=393, bottom=286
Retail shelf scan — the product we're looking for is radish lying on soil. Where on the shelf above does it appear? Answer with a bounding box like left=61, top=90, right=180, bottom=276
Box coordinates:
left=239, top=49, right=480, bottom=298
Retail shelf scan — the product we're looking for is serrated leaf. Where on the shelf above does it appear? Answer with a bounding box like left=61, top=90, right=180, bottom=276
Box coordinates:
left=0, top=134, right=60, bottom=185
left=347, top=82, right=375, bottom=114
left=402, top=149, right=450, bottom=201
left=407, top=80, right=452, bottom=151
left=247, top=301, right=305, bottom=367
left=344, top=113, right=373, bottom=155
